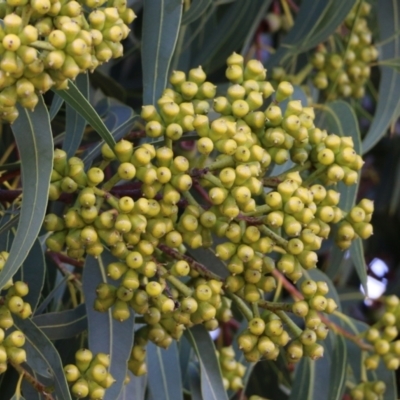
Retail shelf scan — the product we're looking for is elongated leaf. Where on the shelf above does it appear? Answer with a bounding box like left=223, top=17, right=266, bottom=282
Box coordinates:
left=193, top=1, right=270, bottom=72
left=1, top=99, right=53, bottom=290
left=268, top=0, right=356, bottom=67
left=83, top=252, right=135, bottom=400
left=362, top=0, right=400, bottom=153
left=188, top=363, right=202, bottom=400
left=13, top=317, right=71, bottom=400
left=289, top=357, right=314, bottom=400
left=185, top=325, right=228, bottom=400
left=327, top=335, right=347, bottom=400
left=49, top=94, right=64, bottom=120
left=53, top=82, right=116, bottom=149
left=350, top=238, right=368, bottom=296
left=16, top=238, right=46, bottom=311
left=147, top=341, right=183, bottom=400
left=142, top=0, right=183, bottom=106
left=182, top=0, right=212, bottom=25
left=373, top=360, right=398, bottom=400
left=117, top=373, right=146, bottom=400
left=33, top=304, right=87, bottom=340
left=63, top=73, right=89, bottom=157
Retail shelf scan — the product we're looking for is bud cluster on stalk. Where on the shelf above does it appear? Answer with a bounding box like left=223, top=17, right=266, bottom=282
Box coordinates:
left=43, top=53, right=375, bottom=378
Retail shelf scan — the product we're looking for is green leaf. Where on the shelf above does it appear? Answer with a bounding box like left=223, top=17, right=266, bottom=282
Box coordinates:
left=268, top=0, right=356, bottom=66
left=182, top=0, right=212, bottom=25
left=53, top=82, right=116, bottom=150
left=147, top=341, right=183, bottom=400
left=373, top=360, right=398, bottom=400
left=13, top=317, right=72, bottom=400
left=193, top=1, right=271, bottom=73
left=16, top=238, right=45, bottom=311
left=186, top=248, right=228, bottom=278
left=1, top=98, right=53, bottom=290
left=49, top=94, right=63, bottom=120
left=289, top=357, right=314, bottom=400
left=63, top=73, right=89, bottom=157
left=83, top=252, right=135, bottom=400
left=142, top=0, right=183, bottom=106
left=327, top=335, right=347, bottom=400
left=362, top=0, right=400, bottom=154
left=33, top=304, right=87, bottom=340
left=350, top=238, right=368, bottom=296
left=185, top=325, right=228, bottom=400
left=188, top=363, right=202, bottom=400
left=117, top=373, right=146, bottom=400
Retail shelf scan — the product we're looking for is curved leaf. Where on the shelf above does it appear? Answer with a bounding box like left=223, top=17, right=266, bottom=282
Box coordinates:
left=188, top=363, right=202, bottom=400
left=182, top=0, right=212, bottom=25
left=63, top=73, right=89, bottom=157
left=362, top=0, right=400, bottom=154
left=350, top=238, right=368, bottom=296
left=1, top=98, right=53, bottom=290
left=147, top=341, right=183, bottom=400
left=268, top=0, right=356, bottom=67
left=83, top=252, right=135, bottom=400
left=49, top=94, right=64, bottom=120
left=13, top=317, right=71, bottom=400
left=16, top=238, right=46, bottom=311
left=289, top=357, right=314, bottom=400
left=142, top=0, right=183, bottom=106
left=33, top=304, right=87, bottom=340
left=117, top=372, right=146, bottom=400
left=53, top=82, right=116, bottom=150
left=185, top=325, right=228, bottom=400
left=327, top=335, right=347, bottom=400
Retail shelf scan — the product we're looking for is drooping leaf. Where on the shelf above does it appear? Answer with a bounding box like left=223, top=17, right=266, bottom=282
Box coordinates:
left=327, top=335, right=347, bottom=400
left=83, top=252, right=135, bottom=400
left=268, top=0, right=356, bottom=67
left=13, top=317, right=71, bottom=400
left=117, top=372, right=146, bottom=400
left=185, top=325, right=228, bottom=400
left=62, top=73, right=89, bottom=157
left=142, top=0, right=183, bottom=106
left=49, top=94, right=64, bottom=120
left=182, top=0, right=212, bottom=25
left=350, top=238, right=368, bottom=296
left=289, top=357, right=315, bottom=400
left=362, top=0, right=400, bottom=154
left=33, top=304, right=87, bottom=340
left=188, top=363, right=203, bottom=400
left=53, top=82, right=116, bottom=149
left=15, top=238, right=46, bottom=311
left=0, top=98, right=53, bottom=290
left=147, top=341, right=183, bottom=400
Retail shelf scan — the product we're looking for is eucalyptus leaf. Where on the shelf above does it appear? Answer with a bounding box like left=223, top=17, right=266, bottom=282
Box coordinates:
left=53, top=81, right=116, bottom=150
left=185, top=325, right=228, bottom=400
left=83, top=252, right=135, bottom=400
left=63, top=73, right=89, bottom=157
left=13, top=317, right=71, bottom=400
left=1, top=98, right=53, bottom=290
left=182, top=0, right=212, bottom=25
left=147, top=341, right=183, bottom=400
left=33, top=304, right=87, bottom=340
left=327, top=335, right=347, bottom=400
left=49, top=94, right=64, bottom=120
left=362, top=0, right=400, bottom=153
left=142, top=0, right=183, bottom=106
